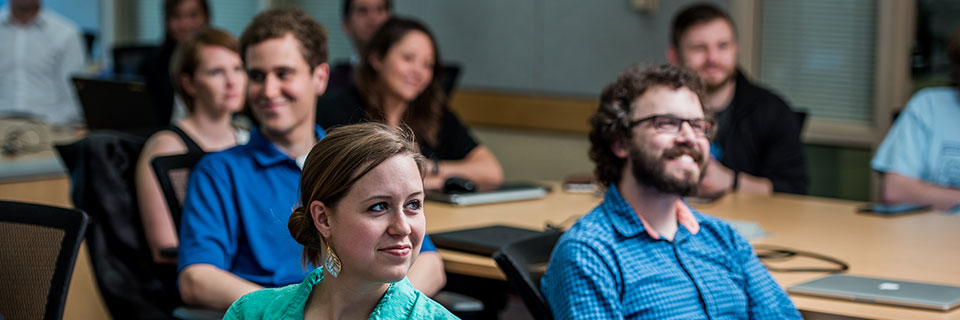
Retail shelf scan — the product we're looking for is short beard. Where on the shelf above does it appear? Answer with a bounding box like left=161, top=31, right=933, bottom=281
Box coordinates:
left=629, top=142, right=705, bottom=196
left=704, top=72, right=734, bottom=93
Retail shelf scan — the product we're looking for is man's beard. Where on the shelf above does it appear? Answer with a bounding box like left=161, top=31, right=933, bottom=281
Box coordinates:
left=699, top=64, right=735, bottom=93
left=629, top=142, right=705, bottom=196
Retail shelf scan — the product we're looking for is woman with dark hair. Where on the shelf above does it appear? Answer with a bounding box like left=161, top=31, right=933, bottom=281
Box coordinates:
left=225, top=122, right=455, bottom=319
left=140, top=0, right=211, bottom=124
left=135, top=27, right=247, bottom=265
left=317, top=17, right=503, bottom=190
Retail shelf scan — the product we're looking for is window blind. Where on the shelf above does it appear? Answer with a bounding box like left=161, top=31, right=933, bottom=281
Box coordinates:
left=759, top=0, right=877, bottom=123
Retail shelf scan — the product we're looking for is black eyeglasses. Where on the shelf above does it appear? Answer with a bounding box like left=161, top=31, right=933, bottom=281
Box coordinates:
left=629, top=115, right=714, bottom=137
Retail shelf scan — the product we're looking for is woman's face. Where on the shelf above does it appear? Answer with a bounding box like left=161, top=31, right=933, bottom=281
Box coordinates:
left=321, top=154, right=425, bottom=283
left=185, top=45, right=246, bottom=114
left=373, top=30, right=435, bottom=104
left=168, top=0, right=207, bottom=43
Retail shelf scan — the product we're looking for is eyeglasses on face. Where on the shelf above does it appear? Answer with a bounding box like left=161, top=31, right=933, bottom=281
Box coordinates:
left=629, top=115, right=713, bottom=137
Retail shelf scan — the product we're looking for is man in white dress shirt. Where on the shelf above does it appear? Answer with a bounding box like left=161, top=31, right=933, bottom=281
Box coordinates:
left=0, top=0, right=85, bottom=124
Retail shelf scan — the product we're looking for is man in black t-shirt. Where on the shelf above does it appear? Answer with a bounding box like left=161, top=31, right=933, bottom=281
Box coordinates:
left=666, top=3, right=807, bottom=195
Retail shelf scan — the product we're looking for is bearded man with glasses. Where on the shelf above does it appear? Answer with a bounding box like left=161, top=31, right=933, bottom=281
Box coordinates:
left=540, top=64, right=801, bottom=320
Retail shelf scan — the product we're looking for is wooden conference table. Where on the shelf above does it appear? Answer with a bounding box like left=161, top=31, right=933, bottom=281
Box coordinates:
left=425, top=188, right=960, bottom=320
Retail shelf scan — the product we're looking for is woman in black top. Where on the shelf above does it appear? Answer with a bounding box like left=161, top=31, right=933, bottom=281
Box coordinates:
left=317, top=17, right=502, bottom=190
left=135, top=28, right=249, bottom=265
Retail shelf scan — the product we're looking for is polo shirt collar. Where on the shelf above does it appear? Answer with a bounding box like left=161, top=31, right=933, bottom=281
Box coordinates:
left=603, top=184, right=701, bottom=241
left=248, top=125, right=326, bottom=168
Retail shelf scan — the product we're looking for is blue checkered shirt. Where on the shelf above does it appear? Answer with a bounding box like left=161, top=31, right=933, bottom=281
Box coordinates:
left=541, top=185, right=801, bottom=319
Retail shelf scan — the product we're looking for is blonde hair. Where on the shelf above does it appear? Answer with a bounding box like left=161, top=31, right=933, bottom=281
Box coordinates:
left=288, top=122, right=425, bottom=267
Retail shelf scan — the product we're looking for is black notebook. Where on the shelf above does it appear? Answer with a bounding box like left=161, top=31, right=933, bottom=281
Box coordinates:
left=430, top=225, right=552, bottom=256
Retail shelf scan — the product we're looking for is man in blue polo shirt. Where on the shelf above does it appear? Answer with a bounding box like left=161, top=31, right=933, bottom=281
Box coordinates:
left=177, top=9, right=443, bottom=310
left=541, top=64, right=800, bottom=319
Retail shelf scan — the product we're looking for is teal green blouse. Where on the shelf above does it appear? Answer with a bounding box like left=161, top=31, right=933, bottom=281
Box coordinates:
left=224, top=267, right=457, bottom=319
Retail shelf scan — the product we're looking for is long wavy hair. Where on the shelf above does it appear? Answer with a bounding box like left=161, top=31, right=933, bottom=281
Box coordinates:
left=354, top=17, right=445, bottom=146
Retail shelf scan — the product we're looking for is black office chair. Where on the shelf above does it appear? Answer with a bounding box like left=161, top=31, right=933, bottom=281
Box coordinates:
left=57, top=131, right=187, bottom=319
left=152, top=152, right=206, bottom=230
left=438, top=63, right=462, bottom=96
left=492, top=231, right=563, bottom=320
left=0, top=201, right=89, bottom=320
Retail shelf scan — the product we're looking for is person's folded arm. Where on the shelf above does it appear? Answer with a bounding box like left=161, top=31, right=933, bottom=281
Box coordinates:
left=881, top=172, right=960, bottom=211
left=425, top=146, right=503, bottom=190
left=179, top=264, right=263, bottom=310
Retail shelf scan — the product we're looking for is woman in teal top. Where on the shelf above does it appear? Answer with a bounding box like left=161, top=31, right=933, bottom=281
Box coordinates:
left=225, top=122, right=456, bottom=319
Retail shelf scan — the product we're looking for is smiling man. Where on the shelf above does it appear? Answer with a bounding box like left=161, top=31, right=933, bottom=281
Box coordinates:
left=667, top=3, right=807, bottom=196
left=176, top=8, right=331, bottom=310
left=541, top=64, right=800, bottom=319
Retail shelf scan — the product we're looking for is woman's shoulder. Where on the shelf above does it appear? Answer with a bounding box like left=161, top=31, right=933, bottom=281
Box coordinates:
left=141, top=129, right=189, bottom=160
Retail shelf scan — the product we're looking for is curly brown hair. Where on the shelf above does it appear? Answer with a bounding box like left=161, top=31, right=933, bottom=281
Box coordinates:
left=239, top=8, right=328, bottom=70
left=589, top=64, right=709, bottom=188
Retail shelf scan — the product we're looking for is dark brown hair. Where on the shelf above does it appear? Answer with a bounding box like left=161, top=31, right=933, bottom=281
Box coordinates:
left=163, top=0, right=210, bottom=42
left=589, top=64, right=709, bottom=188
left=342, top=0, right=393, bottom=20
left=671, top=3, right=736, bottom=48
left=355, top=17, right=445, bottom=146
left=239, top=8, right=328, bottom=70
left=288, top=122, right=425, bottom=267
left=948, top=27, right=960, bottom=82
left=169, top=27, right=239, bottom=112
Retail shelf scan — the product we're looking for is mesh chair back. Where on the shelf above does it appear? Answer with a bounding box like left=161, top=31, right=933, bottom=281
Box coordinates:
left=492, top=231, right=563, bottom=320
left=151, top=152, right=206, bottom=228
left=0, top=201, right=88, bottom=320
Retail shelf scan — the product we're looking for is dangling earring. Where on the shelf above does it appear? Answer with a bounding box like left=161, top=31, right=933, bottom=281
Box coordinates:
left=324, top=242, right=342, bottom=278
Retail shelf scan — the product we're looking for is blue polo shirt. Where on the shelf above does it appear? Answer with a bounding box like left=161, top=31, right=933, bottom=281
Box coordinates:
left=542, top=185, right=800, bottom=320
left=178, top=125, right=436, bottom=288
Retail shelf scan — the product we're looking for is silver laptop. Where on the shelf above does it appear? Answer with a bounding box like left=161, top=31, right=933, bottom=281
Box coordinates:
left=788, top=275, right=960, bottom=311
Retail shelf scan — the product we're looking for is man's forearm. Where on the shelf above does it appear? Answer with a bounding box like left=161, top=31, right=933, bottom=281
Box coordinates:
left=179, top=264, right=263, bottom=310
left=738, top=172, right=774, bottom=195
left=882, top=173, right=960, bottom=211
